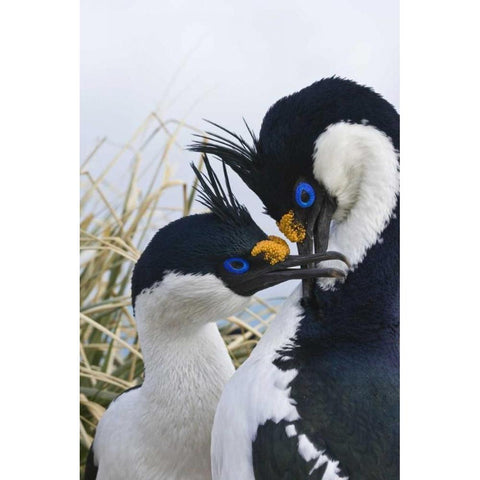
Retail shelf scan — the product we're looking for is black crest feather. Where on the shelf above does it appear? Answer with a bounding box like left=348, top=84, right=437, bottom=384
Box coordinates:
left=188, top=120, right=262, bottom=193
left=191, top=155, right=253, bottom=227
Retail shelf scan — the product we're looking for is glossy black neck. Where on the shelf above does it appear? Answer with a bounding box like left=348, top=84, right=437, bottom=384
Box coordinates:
left=299, top=203, right=399, bottom=346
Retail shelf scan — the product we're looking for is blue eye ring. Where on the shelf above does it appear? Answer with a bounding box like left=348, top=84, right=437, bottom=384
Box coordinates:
left=295, top=182, right=316, bottom=208
left=223, top=257, right=250, bottom=274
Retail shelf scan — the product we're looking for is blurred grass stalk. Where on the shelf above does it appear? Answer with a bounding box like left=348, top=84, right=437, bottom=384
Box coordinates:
left=79, top=111, right=281, bottom=475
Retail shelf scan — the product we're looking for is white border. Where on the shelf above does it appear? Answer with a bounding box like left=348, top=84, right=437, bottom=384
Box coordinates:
left=1, top=1, right=79, bottom=477
left=401, top=1, right=479, bottom=478
left=4, top=1, right=479, bottom=479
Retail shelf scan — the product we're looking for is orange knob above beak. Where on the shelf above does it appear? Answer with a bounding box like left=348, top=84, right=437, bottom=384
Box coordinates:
left=276, top=210, right=306, bottom=243
left=251, top=235, right=290, bottom=265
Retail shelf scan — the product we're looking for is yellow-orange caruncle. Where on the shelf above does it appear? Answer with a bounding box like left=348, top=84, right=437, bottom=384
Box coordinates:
left=277, top=210, right=306, bottom=243
left=251, top=235, right=290, bottom=265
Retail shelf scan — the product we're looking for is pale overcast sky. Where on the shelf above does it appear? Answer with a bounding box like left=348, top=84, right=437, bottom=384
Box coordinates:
left=81, top=0, right=398, bottom=297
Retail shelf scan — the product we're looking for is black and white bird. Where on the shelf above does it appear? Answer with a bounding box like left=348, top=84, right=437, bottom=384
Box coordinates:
left=84, top=158, right=347, bottom=480
left=190, top=77, right=400, bottom=479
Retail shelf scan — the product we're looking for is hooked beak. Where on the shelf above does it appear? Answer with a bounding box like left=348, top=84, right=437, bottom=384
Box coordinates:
left=295, top=196, right=342, bottom=298
left=295, top=196, right=336, bottom=255
left=231, top=251, right=349, bottom=297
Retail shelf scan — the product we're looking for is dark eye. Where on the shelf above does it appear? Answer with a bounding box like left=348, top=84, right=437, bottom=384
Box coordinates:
left=223, top=257, right=250, bottom=274
left=295, top=182, right=316, bottom=208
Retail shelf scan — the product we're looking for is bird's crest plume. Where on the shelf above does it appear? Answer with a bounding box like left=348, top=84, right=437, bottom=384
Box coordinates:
left=191, top=155, right=253, bottom=227
left=189, top=120, right=262, bottom=193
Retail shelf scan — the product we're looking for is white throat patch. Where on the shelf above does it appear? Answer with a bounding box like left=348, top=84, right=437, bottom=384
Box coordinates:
left=135, top=272, right=252, bottom=330
left=312, top=122, right=399, bottom=273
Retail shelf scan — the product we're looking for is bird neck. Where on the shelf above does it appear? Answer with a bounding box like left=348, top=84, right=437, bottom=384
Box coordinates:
left=309, top=207, right=399, bottom=345
left=133, top=302, right=234, bottom=398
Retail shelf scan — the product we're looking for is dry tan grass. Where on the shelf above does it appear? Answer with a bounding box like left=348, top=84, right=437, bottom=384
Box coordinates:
left=79, top=112, right=283, bottom=475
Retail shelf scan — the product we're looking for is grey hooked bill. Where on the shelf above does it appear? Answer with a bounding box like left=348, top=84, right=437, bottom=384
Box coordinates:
left=233, top=251, right=349, bottom=296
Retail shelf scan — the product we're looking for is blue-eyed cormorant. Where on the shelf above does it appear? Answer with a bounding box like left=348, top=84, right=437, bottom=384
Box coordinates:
left=190, top=77, right=400, bottom=479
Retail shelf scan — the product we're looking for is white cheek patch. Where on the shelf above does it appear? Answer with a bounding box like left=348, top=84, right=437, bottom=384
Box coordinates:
left=312, top=122, right=399, bottom=271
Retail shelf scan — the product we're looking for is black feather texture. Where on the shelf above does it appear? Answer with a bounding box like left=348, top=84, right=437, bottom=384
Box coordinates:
left=252, top=420, right=343, bottom=479
left=189, top=120, right=263, bottom=197
left=188, top=77, right=399, bottom=221
left=191, top=154, right=253, bottom=227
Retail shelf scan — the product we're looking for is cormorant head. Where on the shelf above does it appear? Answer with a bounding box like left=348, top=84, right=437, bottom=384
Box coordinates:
left=131, top=156, right=348, bottom=325
left=189, top=77, right=399, bottom=293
